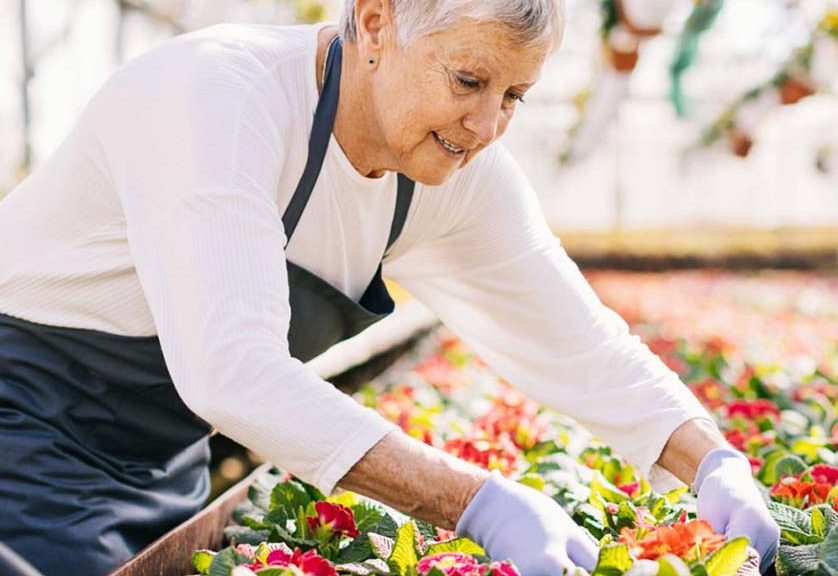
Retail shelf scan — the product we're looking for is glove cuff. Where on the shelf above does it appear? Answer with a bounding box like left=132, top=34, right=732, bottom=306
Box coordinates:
left=693, top=446, right=750, bottom=492
left=455, top=470, right=505, bottom=542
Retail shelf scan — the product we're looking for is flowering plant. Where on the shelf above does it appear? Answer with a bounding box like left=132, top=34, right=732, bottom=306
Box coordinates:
left=192, top=271, right=837, bottom=575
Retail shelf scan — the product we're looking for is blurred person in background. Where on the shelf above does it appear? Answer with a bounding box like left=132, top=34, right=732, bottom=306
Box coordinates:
left=0, top=0, right=778, bottom=574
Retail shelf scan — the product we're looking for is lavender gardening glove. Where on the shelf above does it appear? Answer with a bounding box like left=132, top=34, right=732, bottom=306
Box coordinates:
left=456, top=471, right=598, bottom=575
left=695, top=447, right=780, bottom=574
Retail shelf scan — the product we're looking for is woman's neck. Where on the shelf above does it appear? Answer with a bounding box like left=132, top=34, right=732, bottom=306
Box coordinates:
left=315, top=26, right=394, bottom=179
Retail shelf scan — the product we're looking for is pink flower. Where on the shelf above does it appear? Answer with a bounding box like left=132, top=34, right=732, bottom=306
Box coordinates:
left=249, top=548, right=337, bottom=576
left=417, top=553, right=482, bottom=576
left=443, top=436, right=519, bottom=475
left=725, top=399, right=780, bottom=421
left=618, top=481, right=640, bottom=497
left=306, top=501, right=358, bottom=540
left=483, top=561, right=520, bottom=576
left=811, top=465, right=838, bottom=486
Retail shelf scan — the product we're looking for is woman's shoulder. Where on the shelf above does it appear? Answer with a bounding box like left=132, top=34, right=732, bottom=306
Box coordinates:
left=95, top=23, right=323, bottom=117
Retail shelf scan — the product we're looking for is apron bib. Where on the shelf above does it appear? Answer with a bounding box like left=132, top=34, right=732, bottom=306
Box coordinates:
left=0, top=36, right=414, bottom=576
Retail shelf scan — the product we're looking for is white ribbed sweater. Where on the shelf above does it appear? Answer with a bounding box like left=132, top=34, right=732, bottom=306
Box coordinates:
left=0, top=23, right=710, bottom=493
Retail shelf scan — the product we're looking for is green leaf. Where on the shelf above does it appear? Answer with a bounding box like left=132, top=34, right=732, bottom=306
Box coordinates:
left=223, top=525, right=271, bottom=546
left=518, top=473, right=546, bottom=492
left=523, top=439, right=563, bottom=462
left=192, top=550, right=215, bottom=575
left=812, top=507, right=827, bottom=538
left=207, top=547, right=251, bottom=576
left=813, top=505, right=838, bottom=533
left=248, top=472, right=283, bottom=512
left=336, top=533, right=375, bottom=564
left=767, top=501, right=813, bottom=538
left=233, top=500, right=262, bottom=524
left=663, top=486, right=688, bottom=505
left=757, top=448, right=790, bottom=485
left=270, top=480, right=312, bottom=518
left=368, top=532, right=395, bottom=561
left=241, top=513, right=270, bottom=530
left=773, top=455, right=808, bottom=479
left=591, top=544, right=634, bottom=576
left=414, top=519, right=438, bottom=543
left=589, top=473, right=629, bottom=510
left=615, top=501, right=639, bottom=532
left=370, top=514, right=399, bottom=540
left=387, top=522, right=419, bottom=576
left=425, top=537, right=484, bottom=556
left=818, top=527, right=838, bottom=575
left=705, top=537, right=749, bottom=576
left=334, top=559, right=391, bottom=575
left=790, top=437, right=827, bottom=461
left=656, top=554, right=691, bottom=576
left=775, top=543, right=820, bottom=576
left=264, top=519, right=317, bottom=549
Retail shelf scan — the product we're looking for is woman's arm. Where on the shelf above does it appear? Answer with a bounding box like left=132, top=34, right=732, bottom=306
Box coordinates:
left=385, top=144, right=714, bottom=482
left=657, top=417, right=727, bottom=485
left=339, top=431, right=487, bottom=529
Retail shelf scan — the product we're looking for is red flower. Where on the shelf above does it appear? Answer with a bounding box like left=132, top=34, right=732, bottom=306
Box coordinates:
left=618, top=481, right=641, bottom=498
left=444, top=436, right=519, bottom=475
left=725, top=399, right=780, bottom=422
left=248, top=547, right=336, bottom=576
left=690, top=379, right=728, bottom=410
left=306, top=501, right=358, bottom=540
left=771, top=477, right=833, bottom=509
left=723, top=424, right=770, bottom=453
left=618, top=520, right=725, bottom=562
left=436, top=527, right=457, bottom=542
left=417, top=553, right=482, bottom=576
left=473, top=389, right=547, bottom=451
left=413, top=355, right=466, bottom=392
left=811, top=465, right=838, bottom=485
left=483, top=561, right=521, bottom=576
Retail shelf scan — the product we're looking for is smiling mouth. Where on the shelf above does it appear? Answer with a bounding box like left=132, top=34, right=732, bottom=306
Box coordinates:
left=432, top=132, right=465, bottom=155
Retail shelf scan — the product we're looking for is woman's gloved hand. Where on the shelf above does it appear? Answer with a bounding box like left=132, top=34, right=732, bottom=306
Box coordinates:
left=695, top=447, right=780, bottom=574
left=456, top=471, right=598, bottom=575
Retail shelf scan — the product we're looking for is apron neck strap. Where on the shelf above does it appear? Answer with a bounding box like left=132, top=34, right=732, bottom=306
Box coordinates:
left=282, top=36, right=416, bottom=252
left=282, top=36, right=343, bottom=241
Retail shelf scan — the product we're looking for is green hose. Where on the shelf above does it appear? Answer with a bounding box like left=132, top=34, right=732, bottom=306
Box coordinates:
left=670, top=0, right=725, bottom=117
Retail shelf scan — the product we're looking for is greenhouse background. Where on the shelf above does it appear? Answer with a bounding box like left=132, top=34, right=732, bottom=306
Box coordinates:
left=3, top=0, right=837, bottom=238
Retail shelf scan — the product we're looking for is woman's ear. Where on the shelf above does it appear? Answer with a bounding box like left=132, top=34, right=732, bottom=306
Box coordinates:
left=354, top=0, right=396, bottom=56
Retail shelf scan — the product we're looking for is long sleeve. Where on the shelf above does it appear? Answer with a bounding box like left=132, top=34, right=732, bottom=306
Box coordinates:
left=385, top=144, right=713, bottom=478
left=92, top=28, right=397, bottom=494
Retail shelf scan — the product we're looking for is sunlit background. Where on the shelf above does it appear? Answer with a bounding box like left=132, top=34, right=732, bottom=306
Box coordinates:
left=3, top=0, right=837, bottom=245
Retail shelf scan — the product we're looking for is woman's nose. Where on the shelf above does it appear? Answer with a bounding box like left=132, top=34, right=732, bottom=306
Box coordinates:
left=462, top=94, right=503, bottom=145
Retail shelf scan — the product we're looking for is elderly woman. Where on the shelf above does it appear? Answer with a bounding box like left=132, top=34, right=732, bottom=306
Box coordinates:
left=0, top=1, right=778, bottom=575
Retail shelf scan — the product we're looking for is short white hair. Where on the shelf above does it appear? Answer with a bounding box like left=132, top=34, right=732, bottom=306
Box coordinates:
left=339, top=0, right=563, bottom=48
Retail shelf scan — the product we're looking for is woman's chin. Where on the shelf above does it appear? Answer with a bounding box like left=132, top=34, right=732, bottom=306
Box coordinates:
left=406, top=167, right=457, bottom=187
left=405, top=156, right=466, bottom=187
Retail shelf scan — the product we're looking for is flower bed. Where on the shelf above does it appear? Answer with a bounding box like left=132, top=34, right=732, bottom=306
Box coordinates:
left=192, top=270, right=837, bottom=576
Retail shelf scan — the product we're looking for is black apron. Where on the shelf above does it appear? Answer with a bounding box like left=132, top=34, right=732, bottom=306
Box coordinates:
left=0, top=36, right=413, bottom=576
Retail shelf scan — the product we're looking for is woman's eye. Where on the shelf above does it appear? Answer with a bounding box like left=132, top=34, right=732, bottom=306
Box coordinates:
left=455, top=74, right=481, bottom=89
left=505, top=91, right=526, bottom=104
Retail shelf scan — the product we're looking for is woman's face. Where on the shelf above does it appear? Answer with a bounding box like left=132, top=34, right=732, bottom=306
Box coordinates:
left=370, top=20, right=551, bottom=186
